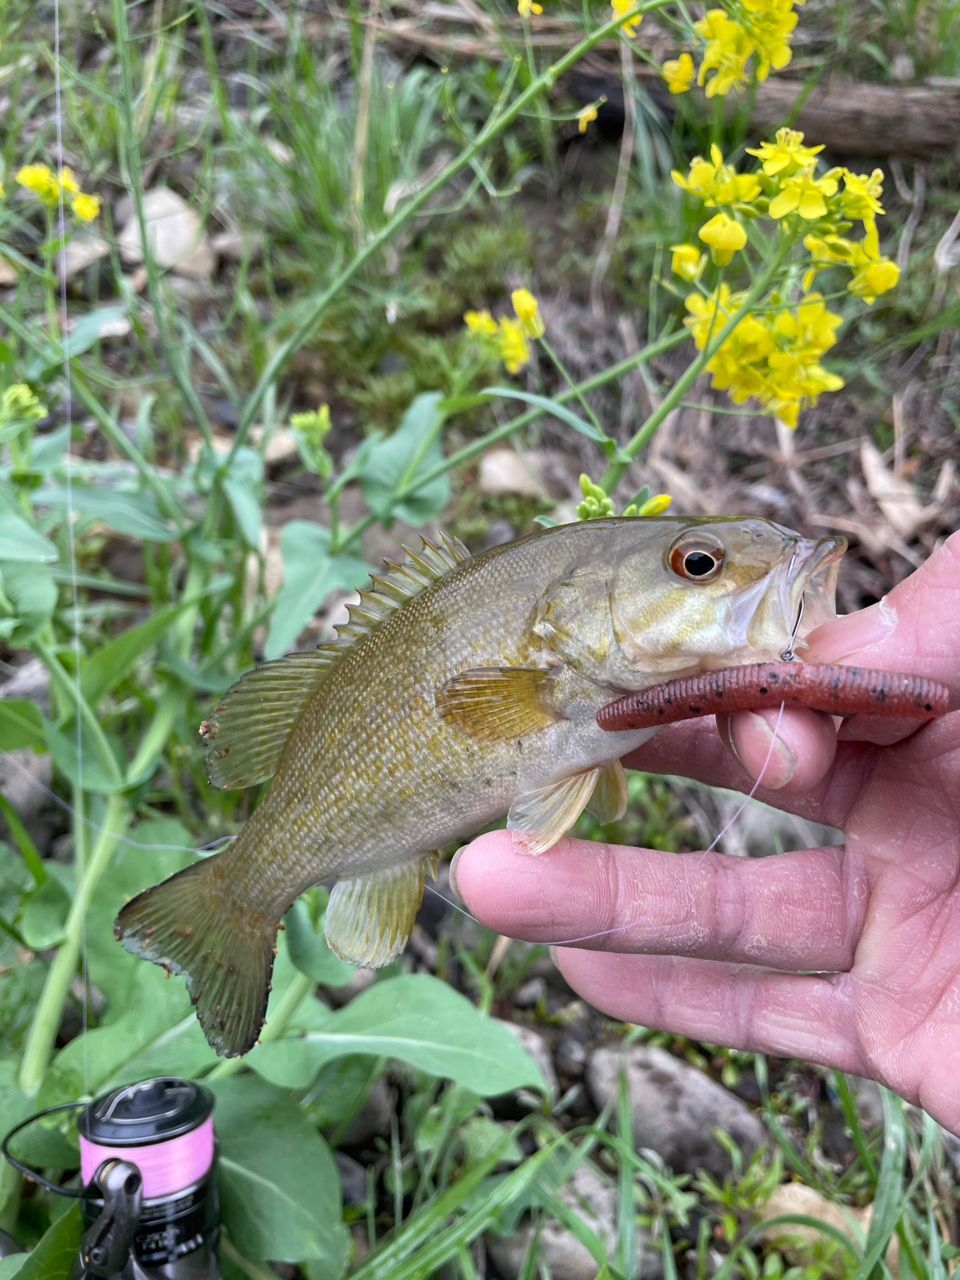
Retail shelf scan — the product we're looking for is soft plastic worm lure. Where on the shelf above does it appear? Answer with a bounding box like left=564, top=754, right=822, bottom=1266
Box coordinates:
left=597, top=662, right=950, bottom=731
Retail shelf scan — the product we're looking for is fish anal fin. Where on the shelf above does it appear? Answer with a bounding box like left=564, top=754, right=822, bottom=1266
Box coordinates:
left=507, top=769, right=601, bottom=856
left=587, top=760, right=629, bottom=825
left=201, top=649, right=337, bottom=790
left=114, top=853, right=278, bottom=1057
left=324, top=854, right=437, bottom=967
left=437, top=667, right=564, bottom=742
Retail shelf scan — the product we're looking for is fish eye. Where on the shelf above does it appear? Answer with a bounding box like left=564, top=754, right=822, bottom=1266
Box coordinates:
left=668, top=534, right=726, bottom=582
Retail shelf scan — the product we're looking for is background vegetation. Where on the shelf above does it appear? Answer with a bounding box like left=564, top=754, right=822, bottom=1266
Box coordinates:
left=0, top=0, right=958, bottom=1276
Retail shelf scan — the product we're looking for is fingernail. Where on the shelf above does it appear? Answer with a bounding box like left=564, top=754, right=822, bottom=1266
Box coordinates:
left=752, top=712, right=797, bottom=789
left=449, top=846, right=467, bottom=902
left=805, top=596, right=898, bottom=662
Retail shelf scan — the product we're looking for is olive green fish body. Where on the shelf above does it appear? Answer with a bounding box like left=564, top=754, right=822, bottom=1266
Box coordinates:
left=115, top=517, right=845, bottom=1056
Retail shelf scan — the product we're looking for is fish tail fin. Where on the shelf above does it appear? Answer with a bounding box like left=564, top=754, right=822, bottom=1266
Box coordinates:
left=113, top=852, right=278, bottom=1058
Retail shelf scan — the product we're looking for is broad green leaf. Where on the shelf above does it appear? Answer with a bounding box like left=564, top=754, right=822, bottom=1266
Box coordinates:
left=19, top=873, right=71, bottom=950
left=79, top=599, right=193, bottom=709
left=0, top=1255, right=26, bottom=1278
left=481, top=387, right=612, bottom=445
left=33, top=484, right=175, bottom=541
left=359, top=391, right=450, bottom=525
left=248, top=973, right=546, bottom=1094
left=0, top=561, right=56, bottom=643
left=0, top=699, right=46, bottom=751
left=23, top=424, right=70, bottom=476
left=209, top=1074, right=349, bottom=1268
left=0, top=1059, right=78, bottom=1173
left=264, top=520, right=370, bottom=660
left=0, top=507, right=58, bottom=563
left=10, top=1203, right=81, bottom=1280
left=45, top=720, right=126, bottom=793
left=285, top=891, right=354, bottom=987
left=222, top=446, right=263, bottom=548
left=25, top=305, right=129, bottom=378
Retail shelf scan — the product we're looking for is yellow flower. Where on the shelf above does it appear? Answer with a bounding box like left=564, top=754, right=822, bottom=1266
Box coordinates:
left=511, top=288, right=545, bottom=338
left=70, top=191, right=101, bottom=222
left=58, top=167, right=79, bottom=195
left=747, top=127, right=823, bottom=177
left=611, top=0, right=642, bottom=37
left=497, top=317, right=531, bottom=373
left=768, top=166, right=840, bottom=220
left=849, top=257, right=899, bottom=303
left=637, top=493, right=672, bottom=515
left=662, top=52, right=694, bottom=94
left=740, top=0, right=799, bottom=79
left=16, top=163, right=61, bottom=204
left=670, top=243, right=706, bottom=282
left=840, top=168, right=885, bottom=222
left=577, top=105, right=599, bottom=133
left=698, top=212, right=747, bottom=264
left=671, top=145, right=759, bottom=208
left=464, top=309, right=499, bottom=337
left=695, top=10, right=753, bottom=97
left=518, top=0, right=543, bottom=15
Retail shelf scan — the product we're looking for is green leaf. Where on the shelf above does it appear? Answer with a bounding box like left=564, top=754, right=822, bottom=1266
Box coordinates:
left=25, top=305, right=129, bottom=379
left=0, top=507, right=58, bottom=563
left=285, top=891, right=355, bottom=987
left=23, top=424, right=70, bottom=476
left=0, top=561, right=56, bottom=643
left=264, top=521, right=370, bottom=661
left=10, top=1203, right=81, bottom=1280
left=0, top=699, right=46, bottom=751
left=209, top=1074, right=349, bottom=1268
left=45, top=719, right=126, bottom=793
left=222, top=446, right=263, bottom=548
left=79, top=600, right=193, bottom=709
left=19, top=873, right=71, bottom=950
left=481, top=387, right=611, bottom=445
left=0, top=1255, right=27, bottom=1278
left=247, top=973, right=546, bottom=1094
left=33, top=484, right=176, bottom=541
left=359, top=392, right=450, bottom=525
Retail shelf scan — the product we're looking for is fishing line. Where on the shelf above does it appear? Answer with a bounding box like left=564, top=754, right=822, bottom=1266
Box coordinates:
left=424, top=699, right=789, bottom=949
left=51, top=0, right=88, bottom=1094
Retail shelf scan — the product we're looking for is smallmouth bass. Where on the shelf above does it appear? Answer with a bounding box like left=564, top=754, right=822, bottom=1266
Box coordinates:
left=115, top=516, right=844, bottom=1056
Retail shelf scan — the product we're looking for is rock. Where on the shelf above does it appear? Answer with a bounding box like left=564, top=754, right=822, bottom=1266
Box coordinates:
left=555, top=1037, right=588, bottom=1078
left=57, top=231, right=110, bottom=281
left=211, top=229, right=261, bottom=263
left=1, top=658, right=50, bottom=710
left=479, top=447, right=546, bottom=497
left=116, top=188, right=215, bottom=278
left=759, top=1183, right=872, bottom=1277
left=333, top=1151, right=368, bottom=1206
left=340, top=1076, right=392, bottom=1146
left=0, top=257, right=18, bottom=286
left=513, top=977, right=547, bottom=1009
left=587, top=1044, right=766, bottom=1179
left=0, top=659, right=53, bottom=825
left=487, top=1160, right=659, bottom=1280
left=69, top=311, right=131, bottom=341
left=494, top=1020, right=558, bottom=1096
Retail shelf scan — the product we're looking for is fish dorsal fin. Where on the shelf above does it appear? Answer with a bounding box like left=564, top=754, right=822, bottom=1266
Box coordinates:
left=335, top=532, right=471, bottom=644
left=507, top=768, right=601, bottom=855
left=324, top=853, right=438, bottom=967
left=437, top=667, right=564, bottom=741
left=201, top=649, right=338, bottom=790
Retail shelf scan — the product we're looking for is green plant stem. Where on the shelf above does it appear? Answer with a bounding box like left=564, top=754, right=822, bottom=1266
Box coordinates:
left=19, top=792, right=130, bottom=1094
left=600, top=244, right=792, bottom=492
left=206, top=970, right=314, bottom=1081
left=538, top=335, right=605, bottom=436
left=218, top=1233, right=279, bottom=1280
left=32, top=635, right=123, bottom=786
left=227, top=2, right=653, bottom=465
left=111, top=0, right=213, bottom=445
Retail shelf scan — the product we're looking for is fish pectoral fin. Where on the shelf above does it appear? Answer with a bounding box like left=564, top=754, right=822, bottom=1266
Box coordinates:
left=201, top=649, right=337, bottom=790
left=324, top=854, right=436, bottom=967
left=586, top=760, right=629, bottom=825
left=507, top=768, right=601, bottom=856
left=437, top=667, right=564, bottom=741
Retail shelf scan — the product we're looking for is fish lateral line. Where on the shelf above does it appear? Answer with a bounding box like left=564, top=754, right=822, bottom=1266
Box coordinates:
left=596, top=661, right=950, bottom=731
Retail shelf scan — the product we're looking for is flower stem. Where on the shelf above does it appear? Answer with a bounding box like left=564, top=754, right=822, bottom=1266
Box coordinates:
left=19, top=792, right=129, bottom=1095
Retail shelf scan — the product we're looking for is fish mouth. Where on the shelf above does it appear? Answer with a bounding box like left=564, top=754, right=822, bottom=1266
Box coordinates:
left=781, top=535, right=846, bottom=647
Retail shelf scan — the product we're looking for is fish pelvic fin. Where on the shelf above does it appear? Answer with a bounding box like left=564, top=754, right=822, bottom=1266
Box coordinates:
left=201, top=649, right=338, bottom=790
left=586, top=760, right=629, bottom=825
left=507, top=768, right=601, bottom=855
left=113, top=854, right=278, bottom=1058
left=437, top=667, right=564, bottom=741
left=324, top=854, right=437, bottom=967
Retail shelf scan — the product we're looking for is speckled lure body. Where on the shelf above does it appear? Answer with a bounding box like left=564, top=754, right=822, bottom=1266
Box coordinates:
left=597, top=661, right=949, bottom=731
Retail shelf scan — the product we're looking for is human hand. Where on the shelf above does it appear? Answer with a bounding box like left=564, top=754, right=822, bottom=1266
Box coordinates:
left=450, top=531, right=960, bottom=1132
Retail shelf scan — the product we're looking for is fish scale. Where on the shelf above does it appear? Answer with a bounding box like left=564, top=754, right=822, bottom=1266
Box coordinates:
left=115, top=515, right=845, bottom=1056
